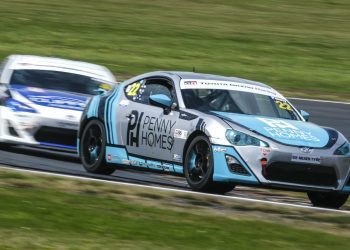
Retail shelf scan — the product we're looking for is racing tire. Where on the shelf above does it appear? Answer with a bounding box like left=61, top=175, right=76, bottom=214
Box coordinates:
left=0, top=142, right=15, bottom=150
left=80, top=119, right=115, bottom=175
left=184, top=135, right=235, bottom=194
left=210, top=183, right=235, bottom=194
left=307, top=191, right=349, bottom=209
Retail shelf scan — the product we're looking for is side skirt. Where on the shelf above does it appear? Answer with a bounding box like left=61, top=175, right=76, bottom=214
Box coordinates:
left=105, top=145, right=183, bottom=176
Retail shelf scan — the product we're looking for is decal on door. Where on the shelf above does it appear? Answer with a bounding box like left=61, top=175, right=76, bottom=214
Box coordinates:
left=127, top=110, right=176, bottom=150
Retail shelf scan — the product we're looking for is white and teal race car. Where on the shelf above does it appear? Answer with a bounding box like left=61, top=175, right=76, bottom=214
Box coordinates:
left=79, top=71, right=350, bottom=208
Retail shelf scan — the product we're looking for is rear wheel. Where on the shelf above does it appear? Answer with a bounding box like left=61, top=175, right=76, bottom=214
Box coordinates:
left=307, top=191, right=348, bottom=209
left=80, top=119, right=115, bottom=175
left=184, top=135, right=234, bottom=194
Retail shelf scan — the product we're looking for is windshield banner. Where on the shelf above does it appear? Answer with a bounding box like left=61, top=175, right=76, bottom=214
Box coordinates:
left=180, top=79, right=284, bottom=98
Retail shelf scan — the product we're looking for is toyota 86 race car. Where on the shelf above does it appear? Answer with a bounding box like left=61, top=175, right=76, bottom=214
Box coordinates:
left=0, top=55, right=116, bottom=151
left=79, top=71, right=350, bottom=208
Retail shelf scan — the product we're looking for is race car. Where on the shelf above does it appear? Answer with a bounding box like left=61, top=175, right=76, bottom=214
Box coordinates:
left=0, top=55, right=116, bottom=151
left=78, top=71, right=350, bottom=208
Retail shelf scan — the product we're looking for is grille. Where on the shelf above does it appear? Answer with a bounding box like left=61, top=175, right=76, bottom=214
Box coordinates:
left=265, top=162, right=337, bottom=187
left=34, top=126, right=77, bottom=147
left=7, top=121, right=19, bottom=137
left=229, top=163, right=251, bottom=176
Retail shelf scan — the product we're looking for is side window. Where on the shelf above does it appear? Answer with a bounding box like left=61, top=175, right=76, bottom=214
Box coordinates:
left=125, top=78, right=173, bottom=105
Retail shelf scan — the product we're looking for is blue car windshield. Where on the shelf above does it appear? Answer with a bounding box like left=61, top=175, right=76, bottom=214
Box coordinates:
left=181, top=88, right=299, bottom=120
left=10, top=69, right=114, bottom=95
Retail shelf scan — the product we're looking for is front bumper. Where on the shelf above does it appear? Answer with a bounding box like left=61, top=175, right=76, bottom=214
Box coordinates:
left=212, top=144, right=350, bottom=193
left=0, top=107, right=80, bottom=150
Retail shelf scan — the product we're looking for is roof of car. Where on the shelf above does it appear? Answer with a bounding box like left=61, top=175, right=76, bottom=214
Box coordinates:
left=151, top=71, right=270, bottom=88
left=6, top=55, right=116, bottom=81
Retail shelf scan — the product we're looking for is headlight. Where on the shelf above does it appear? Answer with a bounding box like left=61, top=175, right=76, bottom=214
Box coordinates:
left=6, top=99, right=37, bottom=113
left=334, top=142, right=350, bottom=156
left=226, top=129, right=269, bottom=147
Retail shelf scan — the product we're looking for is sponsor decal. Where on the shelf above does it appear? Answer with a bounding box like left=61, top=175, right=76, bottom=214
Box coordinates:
left=300, top=147, right=313, bottom=154
left=131, top=159, right=174, bottom=171
left=174, top=129, right=188, bottom=139
left=291, top=154, right=321, bottom=164
left=213, top=147, right=227, bottom=153
left=274, top=98, right=293, bottom=111
left=173, top=154, right=182, bottom=161
left=28, top=95, right=86, bottom=110
left=163, top=163, right=173, bottom=172
left=122, top=159, right=131, bottom=165
left=127, top=110, right=176, bottom=151
left=180, top=79, right=283, bottom=98
left=260, top=148, right=271, bottom=156
left=107, top=154, right=125, bottom=162
left=183, top=80, right=198, bottom=86
left=119, top=99, right=129, bottom=107
left=258, top=117, right=320, bottom=142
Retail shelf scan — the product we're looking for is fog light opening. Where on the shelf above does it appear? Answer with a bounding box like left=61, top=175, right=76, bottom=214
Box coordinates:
left=261, top=158, right=268, bottom=176
left=225, top=154, right=250, bottom=176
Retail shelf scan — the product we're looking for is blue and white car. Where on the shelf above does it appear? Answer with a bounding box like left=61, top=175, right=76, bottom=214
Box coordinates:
left=79, top=71, right=350, bottom=208
left=0, top=55, right=116, bottom=151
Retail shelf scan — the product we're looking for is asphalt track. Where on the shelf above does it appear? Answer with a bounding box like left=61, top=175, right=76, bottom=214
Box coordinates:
left=0, top=98, right=350, bottom=212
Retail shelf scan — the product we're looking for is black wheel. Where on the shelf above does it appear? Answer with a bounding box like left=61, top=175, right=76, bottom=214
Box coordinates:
left=80, top=119, right=115, bottom=175
left=210, top=183, right=235, bottom=194
left=307, top=191, right=348, bottom=209
left=184, top=135, right=234, bottom=194
left=0, top=142, right=15, bottom=150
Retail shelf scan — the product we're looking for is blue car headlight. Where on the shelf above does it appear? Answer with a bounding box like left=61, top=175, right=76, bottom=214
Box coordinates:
left=6, top=99, right=37, bottom=113
left=226, top=129, right=269, bottom=147
left=334, top=142, right=350, bottom=156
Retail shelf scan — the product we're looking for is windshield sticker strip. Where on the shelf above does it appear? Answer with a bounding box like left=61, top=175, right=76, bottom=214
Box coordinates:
left=180, top=79, right=284, bottom=98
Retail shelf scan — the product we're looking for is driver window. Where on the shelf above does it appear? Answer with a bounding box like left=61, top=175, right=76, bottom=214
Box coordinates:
left=124, top=78, right=173, bottom=105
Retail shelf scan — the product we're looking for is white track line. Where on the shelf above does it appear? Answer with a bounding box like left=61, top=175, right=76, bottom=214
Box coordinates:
left=289, top=97, right=350, bottom=105
left=1, top=165, right=350, bottom=215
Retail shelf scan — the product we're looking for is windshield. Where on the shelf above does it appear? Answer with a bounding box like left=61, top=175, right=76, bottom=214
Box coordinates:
left=10, top=69, right=114, bottom=95
left=181, top=88, right=300, bottom=120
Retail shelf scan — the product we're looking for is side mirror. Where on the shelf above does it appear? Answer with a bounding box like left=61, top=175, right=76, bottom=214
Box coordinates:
left=96, top=88, right=107, bottom=95
left=300, top=110, right=310, bottom=121
left=149, top=94, right=172, bottom=110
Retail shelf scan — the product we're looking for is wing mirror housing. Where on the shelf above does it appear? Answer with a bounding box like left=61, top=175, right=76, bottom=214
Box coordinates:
left=95, top=88, right=107, bottom=95
left=300, top=110, right=310, bottom=121
left=149, top=94, right=173, bottom=113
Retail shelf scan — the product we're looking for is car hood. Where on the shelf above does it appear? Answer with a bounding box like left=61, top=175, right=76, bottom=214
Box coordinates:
left=213, top=112, right=331, bottom=148
left=11, top=84, right=89, bottom=111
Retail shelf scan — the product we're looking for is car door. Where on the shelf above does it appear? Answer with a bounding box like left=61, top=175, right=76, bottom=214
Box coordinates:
left=119, top=77, right=180, bottom=162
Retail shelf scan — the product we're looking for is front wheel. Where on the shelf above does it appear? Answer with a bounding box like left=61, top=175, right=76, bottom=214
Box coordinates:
left=184, top=135, right=234, bottom=194
left=307, top=191, right=348, bottom=209
left=80, top=119, right=115, bottom=175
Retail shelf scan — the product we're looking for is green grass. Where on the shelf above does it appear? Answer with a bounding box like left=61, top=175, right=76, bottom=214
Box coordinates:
left=0, top=168, right=350, bottom=249
left=0, top=0, right=349, bottom=99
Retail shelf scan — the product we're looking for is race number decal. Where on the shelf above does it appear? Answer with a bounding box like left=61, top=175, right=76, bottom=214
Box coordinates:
left=99, top=83, right=112, bottom=91
left=127, top=82, right=141, bottom=96
left=275, top=99, right=293, bottom=111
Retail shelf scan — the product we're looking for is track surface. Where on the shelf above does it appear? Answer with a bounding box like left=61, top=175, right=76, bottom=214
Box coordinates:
left=1, top=99, right=350, bottom=210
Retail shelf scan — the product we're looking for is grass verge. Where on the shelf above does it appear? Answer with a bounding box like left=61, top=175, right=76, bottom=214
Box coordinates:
left=0, top=168, right=350, bottom=249
left=0, top=0, right=349, bottom=100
